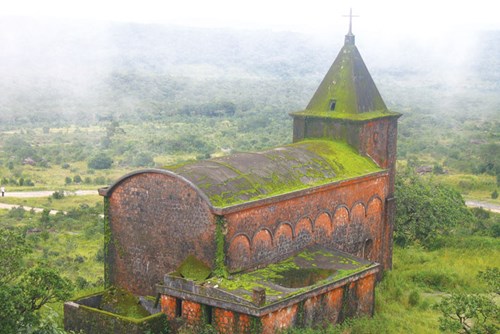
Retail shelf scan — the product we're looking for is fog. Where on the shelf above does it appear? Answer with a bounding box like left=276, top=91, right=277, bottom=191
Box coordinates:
left=0, top=3, right=499, bottom=125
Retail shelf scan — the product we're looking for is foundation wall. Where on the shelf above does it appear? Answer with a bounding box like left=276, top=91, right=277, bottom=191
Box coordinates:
left=160, top=273, right=377, bottom=334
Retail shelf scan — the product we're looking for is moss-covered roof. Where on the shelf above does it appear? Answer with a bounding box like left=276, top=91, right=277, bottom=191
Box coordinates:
left=292, top=42, right=398, bottom=120
left=163, top=246, right=377, bottom=306
left=166, top=139, right=382, bottom=208
left=211, top=246, right=375, bottom=304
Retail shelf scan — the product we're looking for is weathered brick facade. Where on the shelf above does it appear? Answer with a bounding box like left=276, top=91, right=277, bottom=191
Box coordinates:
left=101, top=171, right=216, bottom=295
left=156, top=269, right=378, bottom=334
left=66, top=26, right=399, bottom=334
left=224, top=174, right=389, bottom=272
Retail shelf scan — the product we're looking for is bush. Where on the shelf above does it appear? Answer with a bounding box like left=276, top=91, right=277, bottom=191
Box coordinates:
left=410, top=269, right=461, bottom=291
left=8, top=206, right=26, bottom=220
left=492, top=189, right=499, bottom=199
left=395, top=169, right=474, bottom=248
left=88, top=154, right=113, bottom=169
left=95, top=248, right=105, bottom=262
left=52, top=190, right=65, bottom=199
left=408, top=290, right=420, bottom=307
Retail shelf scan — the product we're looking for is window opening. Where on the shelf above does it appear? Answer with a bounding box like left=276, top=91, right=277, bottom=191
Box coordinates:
left=363, top=239, right=373, bottom=259
left=329, top=99, right=337, bottom=111
left=175, top=298, right=182, bottom=317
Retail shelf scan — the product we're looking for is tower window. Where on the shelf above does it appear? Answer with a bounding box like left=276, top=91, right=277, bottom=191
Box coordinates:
left=329, top=99, right=337, bottom=111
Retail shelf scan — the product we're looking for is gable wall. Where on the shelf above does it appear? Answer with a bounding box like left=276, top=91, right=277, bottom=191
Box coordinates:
left=105, top=172, right=216, bottom=295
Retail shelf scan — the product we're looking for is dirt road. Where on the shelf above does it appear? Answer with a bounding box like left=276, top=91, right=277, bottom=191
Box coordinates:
left=1, top=190, right=499, bottom=215
left=0, top=190, right=98, bottom=215
left=1, top=190, right=98, bottom=198
left=465, top=200, right=500, bottom=214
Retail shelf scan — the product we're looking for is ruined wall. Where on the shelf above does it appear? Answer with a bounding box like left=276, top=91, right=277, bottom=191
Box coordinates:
left=105, top=171, right=216, bottom=295
left=64, top=302, right=167, bottom=334
left=159, top=273, right=377, bottom=334
left=225, top=175, right=388, bottom=272
left=260, top=275, right=375, bottom=333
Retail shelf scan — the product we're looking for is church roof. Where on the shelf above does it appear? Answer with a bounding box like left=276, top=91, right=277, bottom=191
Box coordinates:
left=291, top=27, right=399, bottom=121
left=166, top=140, right=381, bottom=208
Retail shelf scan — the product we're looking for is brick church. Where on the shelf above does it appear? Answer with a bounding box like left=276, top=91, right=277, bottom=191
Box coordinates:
left=65, top=18, right=400, bottom=334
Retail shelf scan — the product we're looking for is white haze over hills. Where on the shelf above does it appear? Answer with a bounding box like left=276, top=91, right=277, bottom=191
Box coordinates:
left=0, top=8, right=498, bottom=124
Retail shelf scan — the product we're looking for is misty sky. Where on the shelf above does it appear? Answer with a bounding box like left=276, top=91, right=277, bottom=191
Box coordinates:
left=3, top=0, right=499, bottom=36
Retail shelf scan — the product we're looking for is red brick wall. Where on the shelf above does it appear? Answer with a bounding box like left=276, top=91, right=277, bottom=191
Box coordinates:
left=160, top=295, right=177, bottom=321
left=225, top=175, right=388, bottom=272
left=105, top=171, right=216, bottom=295
left=159, top=273, right=376, bottom=333
left=182, top=300, right=203, bottom=327
left=213, top=308, right=252, bottom=334
left=261, top=304, right=298, bottom=334
left=355, top=274, right=376, bottom=316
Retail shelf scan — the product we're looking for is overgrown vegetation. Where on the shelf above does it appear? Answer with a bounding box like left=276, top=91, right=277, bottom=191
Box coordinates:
left=0, top=23, right=498, bottom=333
left=0, top=228, right=73, bottom=334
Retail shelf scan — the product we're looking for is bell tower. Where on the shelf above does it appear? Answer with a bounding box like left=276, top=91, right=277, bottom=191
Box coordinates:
left=290, top=11, right=401, bottom=269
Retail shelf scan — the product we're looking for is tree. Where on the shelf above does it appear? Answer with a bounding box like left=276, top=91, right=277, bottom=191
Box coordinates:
left=395, top=169, right=474, bottom=247
left=0, top=228, right=73, bottom=333
left=88, top=154, right=113, bottom=169
left=478, top=267, right=500, bottom=295
left=437, top=293, right=498, bottom=333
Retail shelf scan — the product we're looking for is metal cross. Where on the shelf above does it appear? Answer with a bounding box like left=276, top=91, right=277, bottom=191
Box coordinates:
left=342, top=8, right=359, bottom=35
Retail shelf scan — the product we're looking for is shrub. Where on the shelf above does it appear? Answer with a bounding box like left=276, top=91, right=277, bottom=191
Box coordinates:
left=8, top=206, right=26, bottom=220
left=408, top=290, right=420, bottom=307
left=410, top=269, right=461, bottom=291
left=88, top=154, right=113, bottom=169
left=395, top=169, right=474, bottom=248
left=52, top=190, right=65, bottom=199
left=492, top=189, right=499, bottom=199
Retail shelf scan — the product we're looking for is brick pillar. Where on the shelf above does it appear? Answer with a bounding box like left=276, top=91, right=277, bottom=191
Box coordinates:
left=160, top=295, right=177, bottom=321
left=182, top=300, right=204, bottom=327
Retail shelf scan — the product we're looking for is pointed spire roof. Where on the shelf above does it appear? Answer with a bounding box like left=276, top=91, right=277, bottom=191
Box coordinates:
left=293, top=12, right=398, bottom=120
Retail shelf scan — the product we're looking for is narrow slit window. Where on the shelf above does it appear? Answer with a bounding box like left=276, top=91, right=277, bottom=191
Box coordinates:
left=175, top=298, right=182, bottom=317
left=363, top=239, right=373, bottom=259
left=204, top=305, right=213, bottom=324
left=329, top=99, right=337, bottom=111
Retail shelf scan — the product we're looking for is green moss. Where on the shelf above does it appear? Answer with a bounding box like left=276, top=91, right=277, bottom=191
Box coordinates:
left=309, top=45, right=357, bottom=113
left=302, top=44, right=395, bottom=117
left=168, top=139, right=382, bottom=208
left=250, top=316, right=263, bottom=333
left=103, top=196, right=111, bottom=288
left=213, top=216, right=229, bottom=278
left=177, top=255, right=212, bottom=281
left=291, top=109, right=400, bottom=121
left=212, top=248, right=372, bottom=304
left=100, top=287, right=150, bottom=319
